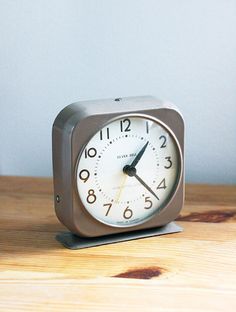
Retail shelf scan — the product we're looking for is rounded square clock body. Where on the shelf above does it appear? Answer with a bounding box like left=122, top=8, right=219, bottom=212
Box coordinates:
left=52, top=96, right=184, bottom=238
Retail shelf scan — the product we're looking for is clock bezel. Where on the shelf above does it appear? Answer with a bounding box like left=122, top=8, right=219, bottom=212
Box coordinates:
left=74, top=113, right=183, bottom=229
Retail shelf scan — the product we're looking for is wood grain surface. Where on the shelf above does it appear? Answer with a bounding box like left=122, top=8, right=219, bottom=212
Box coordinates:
left=0, top=176, right=236, bottom=311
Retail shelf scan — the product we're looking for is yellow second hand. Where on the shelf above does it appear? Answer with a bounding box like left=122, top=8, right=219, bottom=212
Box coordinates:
left=114, top=174, right=128, bottom=204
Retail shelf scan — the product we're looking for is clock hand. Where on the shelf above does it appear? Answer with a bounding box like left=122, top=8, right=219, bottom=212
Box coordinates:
left=114, top=141, right=149, bottom=204
left=114, top=174, right=128, bottom=203
left=123, top=165, right=159, bottom=200
left=134, top=172, right=159, bottom=201
left=130, top=141, right=149, bottom=168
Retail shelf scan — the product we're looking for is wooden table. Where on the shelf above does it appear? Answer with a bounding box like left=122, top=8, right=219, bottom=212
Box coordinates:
left=0, top=176, right=236, bottom=311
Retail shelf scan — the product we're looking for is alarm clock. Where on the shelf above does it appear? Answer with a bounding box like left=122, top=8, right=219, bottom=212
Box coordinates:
left=52, top=96, right=184, bottom=247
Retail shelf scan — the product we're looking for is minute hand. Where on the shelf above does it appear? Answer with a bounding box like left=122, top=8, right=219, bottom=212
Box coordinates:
left=133, top=172, right=159, bottom=201
left=130, top=141, right=149, bottom=168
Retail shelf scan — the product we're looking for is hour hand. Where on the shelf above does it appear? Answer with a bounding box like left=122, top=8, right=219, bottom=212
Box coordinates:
left=130, top=141, right=149, bottom=168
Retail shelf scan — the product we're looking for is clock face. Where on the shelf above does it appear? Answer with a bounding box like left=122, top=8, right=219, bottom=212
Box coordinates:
left=76, top=115, right=181, bottom=227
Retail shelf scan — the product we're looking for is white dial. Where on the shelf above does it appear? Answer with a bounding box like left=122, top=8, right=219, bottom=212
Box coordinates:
left=76, top=115, right=180, bottom=227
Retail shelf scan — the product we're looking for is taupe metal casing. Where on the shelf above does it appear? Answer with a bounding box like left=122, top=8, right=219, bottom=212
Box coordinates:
left=52, top=96, right=184, bottom=237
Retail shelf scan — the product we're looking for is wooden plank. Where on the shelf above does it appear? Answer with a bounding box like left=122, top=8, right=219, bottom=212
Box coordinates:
left=0, top=176, right=236, bottom=311
left=0, top=175, right=53, bottom=194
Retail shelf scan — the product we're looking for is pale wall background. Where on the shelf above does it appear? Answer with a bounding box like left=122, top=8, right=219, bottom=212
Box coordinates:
left=1, top=0, right=236, bottom=184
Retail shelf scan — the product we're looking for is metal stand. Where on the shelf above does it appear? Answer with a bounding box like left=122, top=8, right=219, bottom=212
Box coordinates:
left=56, top=222, right=182, bottom=250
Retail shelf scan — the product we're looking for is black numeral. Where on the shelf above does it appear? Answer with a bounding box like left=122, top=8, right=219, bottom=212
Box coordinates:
left=123, top=206, right=133, bottom=219
left=100, top=128, right=110, bottom=140
left=164, top=156, right=172, bottom=169
left=144, top=197, right=153, bottom=209
left=86, top=189, right=96, bottom=204
left=85, top=147, right=97, bottom=158
left=79, top=169, right=90, bottom=183
left=146, top=121, right=149, bottom=134
left=159, top=135, right=167, bottom=148
left=157, top=178, right=167, bottom=190
left=103, top=203, right=112, bottom=216
left=120, top=119, right=131, bottom=132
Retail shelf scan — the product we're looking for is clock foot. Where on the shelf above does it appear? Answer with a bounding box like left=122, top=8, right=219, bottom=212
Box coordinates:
left=55, top=222, right=183, bottom=250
